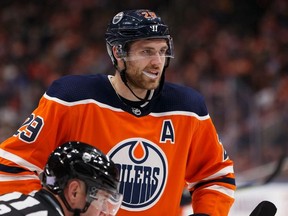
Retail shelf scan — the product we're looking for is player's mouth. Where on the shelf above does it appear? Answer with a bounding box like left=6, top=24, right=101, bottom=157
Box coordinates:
left=142, top=70, right=159, bottom=79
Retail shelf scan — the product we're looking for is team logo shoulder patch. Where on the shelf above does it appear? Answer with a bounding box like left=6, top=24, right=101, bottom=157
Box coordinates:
left=108, top=138, right=168, bottom=211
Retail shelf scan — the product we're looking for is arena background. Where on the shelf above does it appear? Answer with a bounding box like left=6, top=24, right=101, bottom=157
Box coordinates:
left=0, top=0, right=287, bottom=215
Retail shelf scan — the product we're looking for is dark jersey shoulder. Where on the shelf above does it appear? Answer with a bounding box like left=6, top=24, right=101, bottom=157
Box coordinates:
left=46, top=74, right=208, bottom=117
left=157, top=82, right=208, bottom=116
left=46, top=74, right=112, bottom=103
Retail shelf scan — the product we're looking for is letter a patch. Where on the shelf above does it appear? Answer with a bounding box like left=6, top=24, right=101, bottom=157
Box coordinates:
left=160, top=119, right=175, bottom=144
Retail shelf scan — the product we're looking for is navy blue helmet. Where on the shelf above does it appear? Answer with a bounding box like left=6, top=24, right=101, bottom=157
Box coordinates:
left=105, top=9, right=174, bottom=66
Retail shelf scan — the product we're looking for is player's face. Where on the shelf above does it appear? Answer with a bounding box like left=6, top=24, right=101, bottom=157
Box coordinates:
left=124, top=39, right=168, bottom=91
left=81, top=204, right=102, bottom=216
left=81, top=188, right=123, bottom=216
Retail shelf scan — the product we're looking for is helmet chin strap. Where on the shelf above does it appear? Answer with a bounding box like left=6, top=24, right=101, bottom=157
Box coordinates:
left=117, top=60, right=167, bottom=103
left=59, top=192, right=90, bottom=216
left=120, top=70, right=152, bottom=103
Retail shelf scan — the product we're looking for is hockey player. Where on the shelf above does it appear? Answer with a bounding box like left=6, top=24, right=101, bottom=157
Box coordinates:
left=0, top=9, right=236, bottom=216
left=0, top=141, right=123, bottom=216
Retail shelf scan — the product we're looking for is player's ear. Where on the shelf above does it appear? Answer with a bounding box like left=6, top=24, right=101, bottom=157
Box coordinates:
left=67, top=180, right=77, bottom=197
left=112, top=46, right=126, bottom=70
left=65, top=180, right=83, bottom=206
left=112, top=46, right=123, bottom=59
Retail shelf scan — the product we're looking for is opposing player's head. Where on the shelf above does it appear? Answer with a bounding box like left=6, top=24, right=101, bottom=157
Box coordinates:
left=105, top=9, right=174, bottom=68
left=41, top=141, right=122, bottom=216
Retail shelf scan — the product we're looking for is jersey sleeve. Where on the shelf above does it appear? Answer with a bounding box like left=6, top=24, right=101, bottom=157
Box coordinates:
left=0, top=93, right=72, bottom=194
left=185, top=113, right=236, bottom=215
left=0, top=75, right=105, bottom=195
left=0, top=191, right=63, bottom=216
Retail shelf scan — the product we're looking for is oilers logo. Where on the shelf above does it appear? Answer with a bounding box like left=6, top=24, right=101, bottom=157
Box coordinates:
left=108, top=138, right=168, bottom=211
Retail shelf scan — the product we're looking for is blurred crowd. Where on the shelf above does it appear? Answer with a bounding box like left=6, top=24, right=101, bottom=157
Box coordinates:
left=0, top=0, right=287, bottom=175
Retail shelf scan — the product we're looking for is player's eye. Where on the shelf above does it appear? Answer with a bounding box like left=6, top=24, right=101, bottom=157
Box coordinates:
left=140, top=49, right=154, bottom=56
left=159, top=48, right=168, bottom=56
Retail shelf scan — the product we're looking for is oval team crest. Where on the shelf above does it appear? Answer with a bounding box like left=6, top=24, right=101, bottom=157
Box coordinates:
left=107, top=138, right=168, bottom=211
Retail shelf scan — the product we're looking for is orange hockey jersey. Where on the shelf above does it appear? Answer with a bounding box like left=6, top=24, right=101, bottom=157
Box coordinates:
left=0, top=74, right=236, bottom=215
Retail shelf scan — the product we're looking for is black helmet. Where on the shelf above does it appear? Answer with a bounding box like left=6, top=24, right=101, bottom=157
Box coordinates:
left=42, top=141, right=120, bottom=195
left=105, top=9, right=174, bottom=66
left=41, top=141, right=122, bottom=215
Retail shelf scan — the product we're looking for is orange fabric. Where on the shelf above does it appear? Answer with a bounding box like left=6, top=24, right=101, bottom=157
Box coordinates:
left=0, top=178, right=41, bottom=194
left=0, top=93, right=235, bottom=215
left=192, top=186, right=234, bottom=215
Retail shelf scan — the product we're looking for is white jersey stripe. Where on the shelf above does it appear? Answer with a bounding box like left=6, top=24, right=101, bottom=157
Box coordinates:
left=204, top=185, right=235, bottom=199
left=187, top=165, right=234, bottom=190
left=10, top=196, right=40, bottom=210
left=26, top=211, right=49, bottom=216
left=0, top=174, right=40, bottom=181
left=202, top=165, right=234, bottom=181
left=0, top=149, right=42, bottom=174
left=44, top=93, right=123, bottom=112
left=0, top=192, right=22, bottom=201
left=44, top=93, right=210, bottom=120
